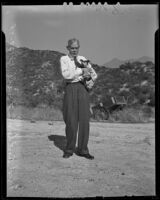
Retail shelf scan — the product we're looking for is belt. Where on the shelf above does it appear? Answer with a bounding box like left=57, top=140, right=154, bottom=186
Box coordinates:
left=66, top=81, right=80, bottom=85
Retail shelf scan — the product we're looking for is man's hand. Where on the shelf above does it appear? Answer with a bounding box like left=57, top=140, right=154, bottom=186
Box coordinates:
left=86, top=79, right=94, bottom=90
left=82, top=68, right=91, bottom=79
left=78, top=76, right=84, bottom=81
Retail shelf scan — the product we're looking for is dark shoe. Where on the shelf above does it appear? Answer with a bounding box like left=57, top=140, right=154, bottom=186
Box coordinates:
left=77, top=152, right=94, bottom=160
left=63, top=152, right=73, bottom=158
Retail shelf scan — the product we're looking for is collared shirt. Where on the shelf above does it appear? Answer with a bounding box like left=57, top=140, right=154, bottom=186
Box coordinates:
left=60, top=54, right=97, bottom=83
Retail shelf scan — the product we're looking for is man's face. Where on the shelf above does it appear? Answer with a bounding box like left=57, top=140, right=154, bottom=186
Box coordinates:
left=67, top=42, right=80, bottom=57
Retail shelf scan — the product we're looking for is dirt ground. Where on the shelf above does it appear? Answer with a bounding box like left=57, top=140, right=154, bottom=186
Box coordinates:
left=7, top=119, right=155, bottom=197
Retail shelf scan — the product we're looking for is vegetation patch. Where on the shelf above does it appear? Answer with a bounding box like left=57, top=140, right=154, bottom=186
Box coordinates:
left=6, top=43, right=155, bottom=123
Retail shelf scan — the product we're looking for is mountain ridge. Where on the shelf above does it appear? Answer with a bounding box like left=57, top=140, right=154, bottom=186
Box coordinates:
left=103, top=56, right=154, bottom=68
left=6, top=42, right=153, bottom=68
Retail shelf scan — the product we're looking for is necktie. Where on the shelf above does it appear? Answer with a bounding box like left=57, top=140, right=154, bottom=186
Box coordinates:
left=74, top=57, right=82, bottom=68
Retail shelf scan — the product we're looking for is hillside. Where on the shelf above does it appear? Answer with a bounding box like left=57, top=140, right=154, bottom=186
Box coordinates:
left=103, top=58, right=124, bottom=68
left=93, top=61, right=155, bottom=107
left=6, top=43, right=65, bottom=108
left=6, top=43, right=155, bottom=110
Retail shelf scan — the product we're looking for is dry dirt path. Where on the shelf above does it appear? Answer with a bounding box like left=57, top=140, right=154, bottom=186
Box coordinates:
left=7, top=119, right=155, bottom=197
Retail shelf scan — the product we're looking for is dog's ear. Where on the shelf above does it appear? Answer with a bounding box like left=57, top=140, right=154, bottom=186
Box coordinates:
left=80, top=59, right=84, bottom=63
left=84, top=60, right=90, bottom=63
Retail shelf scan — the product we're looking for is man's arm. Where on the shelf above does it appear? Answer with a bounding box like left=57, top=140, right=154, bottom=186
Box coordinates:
left=60, top=56, right=83, bottom=81
left=87, top=63, right=98, bottom=82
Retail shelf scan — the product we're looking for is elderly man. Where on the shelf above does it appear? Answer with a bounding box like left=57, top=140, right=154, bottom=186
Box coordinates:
left=60, top=38, right=97, bottom=159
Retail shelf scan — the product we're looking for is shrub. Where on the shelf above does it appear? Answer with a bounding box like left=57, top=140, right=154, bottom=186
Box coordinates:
left=7, top=105, right=154, bottom=123
left=7, top=105, right=63, bottom=121
left=109, top=106, right=154, bottom=123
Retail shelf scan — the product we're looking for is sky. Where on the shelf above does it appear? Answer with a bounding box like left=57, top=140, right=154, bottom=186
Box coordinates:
left=2, top=4, right=158, bottom=65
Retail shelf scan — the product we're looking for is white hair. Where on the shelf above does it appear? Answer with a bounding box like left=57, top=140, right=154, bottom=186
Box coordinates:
left=67, top=38, right=80, bottom=47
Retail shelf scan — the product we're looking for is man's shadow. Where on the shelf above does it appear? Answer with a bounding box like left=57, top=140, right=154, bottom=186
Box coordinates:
left=48, top=135, right=66, bottom=152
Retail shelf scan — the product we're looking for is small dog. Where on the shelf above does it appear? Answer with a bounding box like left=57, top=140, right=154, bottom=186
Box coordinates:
left=74, top=58, right=95, bottom=91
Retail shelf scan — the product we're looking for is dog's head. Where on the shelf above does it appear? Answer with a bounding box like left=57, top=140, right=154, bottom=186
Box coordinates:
left=80, top=59, right=90, bottom=64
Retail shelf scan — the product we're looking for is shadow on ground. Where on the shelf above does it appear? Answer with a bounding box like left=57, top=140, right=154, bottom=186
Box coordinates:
left=48, top=135, right=66, bottom=151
